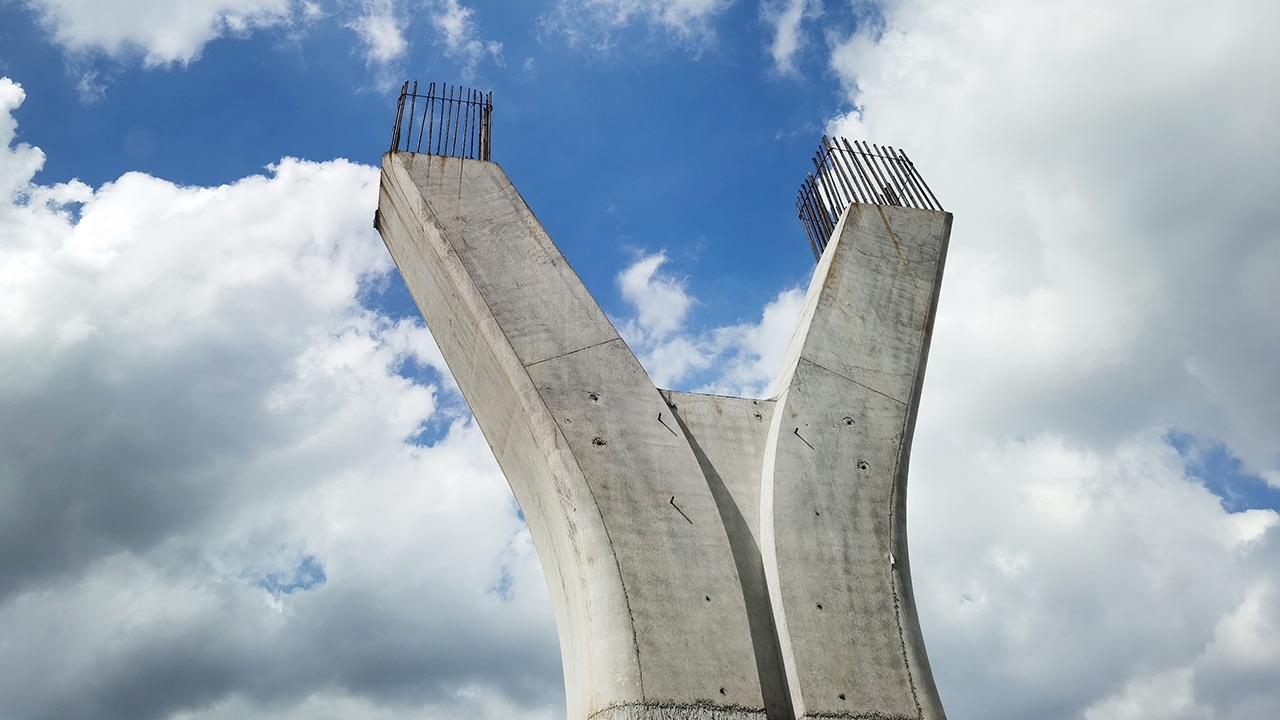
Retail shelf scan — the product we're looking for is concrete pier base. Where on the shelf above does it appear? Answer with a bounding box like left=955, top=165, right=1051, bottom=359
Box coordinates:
left=375, top=152, right=952, bottom=720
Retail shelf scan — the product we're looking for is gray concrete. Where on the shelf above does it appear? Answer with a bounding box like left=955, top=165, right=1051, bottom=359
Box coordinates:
left=375, top=153, right=952, bottom=720
left=761, top=204, right=951, bottom=720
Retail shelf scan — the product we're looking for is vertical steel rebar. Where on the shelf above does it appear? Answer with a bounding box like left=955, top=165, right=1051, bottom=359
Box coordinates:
left=901, top=150, right=941, bottom=210
left=391, top=81, right=408, bottom=152
left=796, top=136, right=944, bottom=262
left=389, top=80, right=495, bottom=161
left=461, top=88, right=472, bottom=159
left=874, top=144, right=912, bottom=207
left=894, top=146, right=926, bottom=208
left=841, top=138, right=878, bottom=205
left=405, top=81, right=418, bottom=155
left=854, top=140, right=890, bottom=205
left=811, top=156, right=840, bottom=232
left=423, top=83, right=434, bottom=154
left=822, top=136, right=856, bottom=211
left=876, top=145, right=911, bottom=206
left=415, top=82, right=430, bottom=153
left=450, top=85, right=463, bottom=157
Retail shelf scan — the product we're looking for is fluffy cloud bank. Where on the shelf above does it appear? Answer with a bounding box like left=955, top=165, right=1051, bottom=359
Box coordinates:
left=19, top=0, right=502, bottom=75
left=0, top=77, right=560, bottom=720
left=814, top=0, right=1280, bottom=718
left=612, top=250, right=806, bottom=395
left=4, top=0, right=1280, bottom=717
left=21, top=0, right=303, bottom=66
left=0, top=73, right=810, bottom=720
left=539, top=0, right=738, bottom=48
left=830, top=0, right=1280, bottom=470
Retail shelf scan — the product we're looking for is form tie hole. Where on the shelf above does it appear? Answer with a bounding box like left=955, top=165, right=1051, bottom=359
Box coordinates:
left=816, top=603, right=823, bottom=610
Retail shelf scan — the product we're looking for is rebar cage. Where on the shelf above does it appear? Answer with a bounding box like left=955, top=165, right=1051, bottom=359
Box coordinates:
left=390, top=80, right=492, bottom=160
left=796, top=136, right=943, bottom=260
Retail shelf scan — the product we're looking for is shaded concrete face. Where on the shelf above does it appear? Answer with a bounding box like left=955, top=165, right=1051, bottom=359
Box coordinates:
left=375, top=153, right=952, bottom=720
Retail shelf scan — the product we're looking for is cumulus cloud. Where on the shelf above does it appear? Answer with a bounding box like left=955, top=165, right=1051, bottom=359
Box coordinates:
left=814, top=0, right=1280, bottom=717
left=541, top=0, right=736, bottom=48
left=589, top=2, right=1280, bottom=717
left=760, top=0, right=819, bottom=74
left=908, top=430, right=1280, bottom=720
left=348, top=0, right=409, bottom=65
left=611, top=251, right=804, bottom=394
left=5, top=0, right=1280, bottom=716
left=618, top=251, right=693, bottom=338
left=0, top=77, right=559, bottom=720
left=429, top=0, right=503, bottom=77
left=22, top=0, right=299, bottom=66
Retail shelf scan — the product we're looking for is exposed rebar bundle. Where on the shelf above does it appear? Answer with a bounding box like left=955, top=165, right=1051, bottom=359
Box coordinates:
left=390, top=80, right=492, bottom=161
left=797, top=136, right=943, bottom=260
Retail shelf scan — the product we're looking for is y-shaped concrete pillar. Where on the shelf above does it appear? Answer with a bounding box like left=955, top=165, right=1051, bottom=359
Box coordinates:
left=375, top=151, right=952, bottom=720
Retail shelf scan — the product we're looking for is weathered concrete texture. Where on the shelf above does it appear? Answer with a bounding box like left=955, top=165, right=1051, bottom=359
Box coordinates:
left=375, top=152, right=952, bottom=720
left=762, top=204, right=952, bottom=720
left=377, top=153, right=767, bottom=720
left=662, top=391, right=791, bottom=719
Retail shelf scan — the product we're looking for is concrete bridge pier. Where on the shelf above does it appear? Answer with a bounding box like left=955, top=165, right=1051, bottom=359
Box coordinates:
left=375, top=150, right=952, bottom=720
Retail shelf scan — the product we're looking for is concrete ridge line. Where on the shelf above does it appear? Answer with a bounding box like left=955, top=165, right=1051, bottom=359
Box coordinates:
left=796, top=356, right=908, bottom=408
left=523, top=336, right=624, bottom=370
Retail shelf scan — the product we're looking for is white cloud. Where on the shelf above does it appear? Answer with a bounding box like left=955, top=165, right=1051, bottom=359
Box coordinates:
left=575, top=2, right=1280, bottom=717
left=541, top=0, right=736, bottom=48
left=760, top=0, right=819, bottom=74
left=1082, top=668, right=1210, bottom=720
left=611, top=251, right=803, bottom=393
left=816, top=0, right=1280, bottom=717
left=0, top=76, right=559, bottom=720
left=908, top=430, right=1280, bottom=719
left=613, top=252, right=710, bottom=387
left=430, top=0, right=503, bottom=77
left=618, top=251, right=692, bottom=338
left=23, top=0, right=298, bottom=66
left=348, top=0, right=408, bottom=65
left=5, top=0, right=1280, bottom=715
left=826, top=0, right=1280, bottom=468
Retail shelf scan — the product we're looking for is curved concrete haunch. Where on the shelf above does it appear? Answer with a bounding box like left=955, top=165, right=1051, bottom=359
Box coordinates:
left=375, top=152, right=952, bottom=720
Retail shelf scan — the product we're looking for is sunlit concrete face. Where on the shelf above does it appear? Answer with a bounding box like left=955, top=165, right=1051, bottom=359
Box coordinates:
left=375, top=152, right=952, bottom=720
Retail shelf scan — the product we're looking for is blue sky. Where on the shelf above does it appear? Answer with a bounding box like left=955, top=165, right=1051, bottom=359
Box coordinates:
left=1, top=1, right=1279, bottom=719
left=1, top=0, right=843, bottom=325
